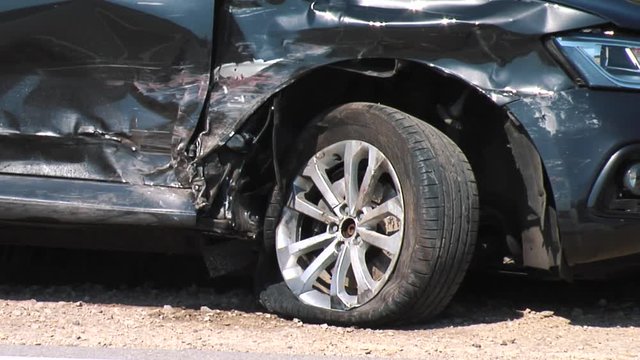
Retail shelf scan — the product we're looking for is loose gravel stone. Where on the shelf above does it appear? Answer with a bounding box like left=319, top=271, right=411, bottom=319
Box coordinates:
left=1, top=243, right=640, bottom=359
left=0, top=282, right=639, bottom=360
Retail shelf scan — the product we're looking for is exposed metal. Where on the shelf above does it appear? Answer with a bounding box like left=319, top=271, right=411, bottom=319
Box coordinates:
left=276, top=141, right=404, bottom=310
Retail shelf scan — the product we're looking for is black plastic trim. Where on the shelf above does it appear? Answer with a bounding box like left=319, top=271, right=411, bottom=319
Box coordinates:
left=588, top=144, right=640, bottom=211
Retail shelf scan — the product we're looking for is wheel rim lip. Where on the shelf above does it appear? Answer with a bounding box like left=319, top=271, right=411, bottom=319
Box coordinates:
left=275, top=140, right=405, bottom=311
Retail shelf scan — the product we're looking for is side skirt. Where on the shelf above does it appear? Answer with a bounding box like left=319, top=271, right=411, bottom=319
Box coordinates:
left=0, top=174, right=197, bottom=227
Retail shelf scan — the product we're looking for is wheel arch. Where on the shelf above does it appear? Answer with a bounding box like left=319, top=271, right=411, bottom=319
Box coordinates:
left=228, top=58, right=563, bottom=272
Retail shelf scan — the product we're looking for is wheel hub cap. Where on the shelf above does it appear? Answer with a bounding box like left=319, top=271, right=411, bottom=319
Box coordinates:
left=340, top=218, right=357, bottom=239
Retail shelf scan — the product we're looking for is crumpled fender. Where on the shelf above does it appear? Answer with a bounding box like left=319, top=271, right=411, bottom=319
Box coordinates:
left=195, top=0, right=605, bottom=160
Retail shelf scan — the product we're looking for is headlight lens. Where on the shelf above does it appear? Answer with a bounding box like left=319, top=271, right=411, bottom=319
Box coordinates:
left=555, top=32, right=640, bottom=89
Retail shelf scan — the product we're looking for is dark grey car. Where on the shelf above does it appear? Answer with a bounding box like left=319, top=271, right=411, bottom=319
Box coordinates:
left=1, top=0, right=639, bottom=326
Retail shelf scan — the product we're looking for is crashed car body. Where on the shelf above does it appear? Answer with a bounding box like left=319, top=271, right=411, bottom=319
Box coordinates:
left=1, top=0, right=640, bottom=325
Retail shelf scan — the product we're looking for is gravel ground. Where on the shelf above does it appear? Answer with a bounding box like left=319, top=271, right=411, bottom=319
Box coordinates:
left=1, top=244, right=640, bottom=359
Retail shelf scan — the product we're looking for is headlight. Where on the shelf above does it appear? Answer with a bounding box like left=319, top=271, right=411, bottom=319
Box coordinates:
left=555, top=32, right=640, bottom=90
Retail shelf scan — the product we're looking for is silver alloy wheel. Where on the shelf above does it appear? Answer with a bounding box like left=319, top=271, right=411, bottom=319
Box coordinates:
left=276, top=140, right=404, bottom=310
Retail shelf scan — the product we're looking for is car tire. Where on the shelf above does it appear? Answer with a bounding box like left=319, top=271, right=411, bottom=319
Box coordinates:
left=259, top=102, right=478, bottom=326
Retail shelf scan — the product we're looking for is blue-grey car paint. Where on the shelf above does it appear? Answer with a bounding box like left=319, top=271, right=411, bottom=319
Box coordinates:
left=1, top=0, right=640, bottom=267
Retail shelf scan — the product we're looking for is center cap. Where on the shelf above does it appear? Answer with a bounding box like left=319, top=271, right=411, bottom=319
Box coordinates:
left=340, top=218, right=357, bottom=239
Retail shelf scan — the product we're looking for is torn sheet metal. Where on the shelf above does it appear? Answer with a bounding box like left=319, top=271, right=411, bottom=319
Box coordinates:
left=194, top=0, right=605, bottom=159
left=0, top=0, right=214, bottom=187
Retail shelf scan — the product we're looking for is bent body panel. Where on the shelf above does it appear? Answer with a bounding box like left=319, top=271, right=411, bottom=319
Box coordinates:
left=198, top=0, right=604, bottom=159
left=0, top=0, right=214, bottom=187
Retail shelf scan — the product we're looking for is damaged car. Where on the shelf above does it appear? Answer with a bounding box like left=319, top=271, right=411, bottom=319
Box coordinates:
left=1, top=0, right=640, bottom=326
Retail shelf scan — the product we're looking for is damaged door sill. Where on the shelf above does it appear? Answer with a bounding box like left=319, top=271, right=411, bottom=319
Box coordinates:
left=0, top=174, right=196, bottom=227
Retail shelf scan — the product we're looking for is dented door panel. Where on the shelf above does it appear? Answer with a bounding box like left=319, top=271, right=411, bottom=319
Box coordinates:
left=0, top=0, right=214, bottom=187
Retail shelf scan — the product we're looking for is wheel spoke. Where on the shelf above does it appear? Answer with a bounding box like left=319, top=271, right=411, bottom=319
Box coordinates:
left=330, top=244, right=355, bottom=308
left=360, top=196, right=403, bottom=226
left=356, top=147, right=385, bottom=209
left=344, top=141, right=363, bottom=214
left=303, top=159, right=342, bottom=211
left=289, top=232, right=336, bottom=256
left=357, top=228, right=402, bottom=254
left=298, top=241, right=339, bottom=295
left=292, top=193, right=339, bottom=224
left=350, top=244, right=375, bottom=293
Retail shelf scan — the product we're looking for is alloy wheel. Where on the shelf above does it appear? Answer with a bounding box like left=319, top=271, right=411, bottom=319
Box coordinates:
left=275, top=140, right=405, bottom=310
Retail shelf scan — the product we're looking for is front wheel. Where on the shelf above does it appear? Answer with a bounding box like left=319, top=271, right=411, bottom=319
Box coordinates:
left=260, top=103, right=478, bottom=326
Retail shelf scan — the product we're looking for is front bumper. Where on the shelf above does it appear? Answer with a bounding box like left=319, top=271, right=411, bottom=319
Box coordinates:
left=507, top=88, right=640, bottom=265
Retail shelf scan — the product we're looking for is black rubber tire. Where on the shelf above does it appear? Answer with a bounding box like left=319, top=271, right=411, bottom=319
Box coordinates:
left=259, top=102, right=478, bottom=326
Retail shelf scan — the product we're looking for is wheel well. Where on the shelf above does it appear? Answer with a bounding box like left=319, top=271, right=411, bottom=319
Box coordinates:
left=237, top=59, right=560, bottom=271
